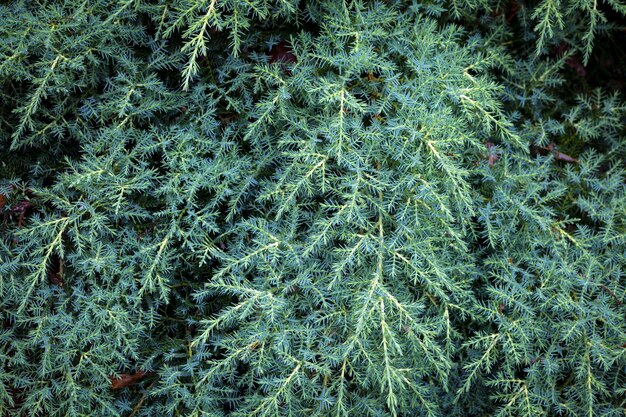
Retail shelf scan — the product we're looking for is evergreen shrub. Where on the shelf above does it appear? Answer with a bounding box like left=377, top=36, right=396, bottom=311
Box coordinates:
left=1, top=1, right=624, bottom=416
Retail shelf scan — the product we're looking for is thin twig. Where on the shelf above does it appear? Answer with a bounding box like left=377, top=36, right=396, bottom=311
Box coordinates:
left=600, top=284, right=623, bottom=305
left=128, top=379, right=157, bottom=417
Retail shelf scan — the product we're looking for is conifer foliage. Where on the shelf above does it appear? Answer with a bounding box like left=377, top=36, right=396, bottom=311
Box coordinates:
left=1, top=1, right=625, bottom=416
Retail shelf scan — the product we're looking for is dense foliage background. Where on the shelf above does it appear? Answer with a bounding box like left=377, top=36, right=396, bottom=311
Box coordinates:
left=1, top=1, right=625, bottom=416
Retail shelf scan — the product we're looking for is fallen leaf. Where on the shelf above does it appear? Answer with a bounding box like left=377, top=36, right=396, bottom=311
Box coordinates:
left=554, top=151, right=578, bottom=163
left=540, top=143, right=578, bottom=163
left=485, top=142, right=500, bottom=167
left=269, top=40, right=296, bottom=64
left=110, top=370, right=148, bottom=390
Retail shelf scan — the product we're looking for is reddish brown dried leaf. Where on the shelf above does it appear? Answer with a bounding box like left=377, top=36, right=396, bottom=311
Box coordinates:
left=110, top=370, right=146, bottom=390
left=269, top=40, right=296, bottom=64
left=14, top=200, right=34, bottom=227
left=554, top=151, right=578, bottom=163
left=485, top=142, right=500, bottom=167
left=540, top=144, right=578, bottom=163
